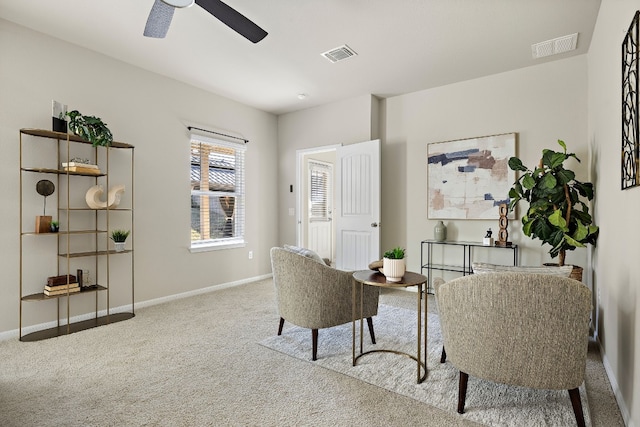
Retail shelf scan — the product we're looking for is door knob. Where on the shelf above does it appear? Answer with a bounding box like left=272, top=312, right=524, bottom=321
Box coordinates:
left=371, top=222, right=378, bottom=228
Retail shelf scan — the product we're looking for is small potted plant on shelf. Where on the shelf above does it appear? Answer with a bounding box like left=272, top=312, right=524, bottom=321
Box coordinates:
left=382, top=247, right=406, bottom=282
left=65, top=110, right=113, bottom=147
left=49, top=220, right=59, bottom=233
left=507, top=139, right=599, bottom=280
left=110, top=229, right=130, bottom=252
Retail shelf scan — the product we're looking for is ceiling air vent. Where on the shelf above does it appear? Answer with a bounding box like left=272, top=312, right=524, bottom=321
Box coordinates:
left=531, top=33, right=578, bottom=59
left=321, top=44, right=357, bottom=63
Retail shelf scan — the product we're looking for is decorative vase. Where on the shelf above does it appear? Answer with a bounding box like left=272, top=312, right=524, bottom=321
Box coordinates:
left=114, top=242, right=126, bottom=252
left=382, top=258, right=405, bottom=282
left=434, top=220, right=447, bottom=242
left=50, top=223, right=59, bottom=233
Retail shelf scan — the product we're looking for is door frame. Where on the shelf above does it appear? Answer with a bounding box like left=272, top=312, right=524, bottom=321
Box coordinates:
left=295, top=144, right=341, bottom=250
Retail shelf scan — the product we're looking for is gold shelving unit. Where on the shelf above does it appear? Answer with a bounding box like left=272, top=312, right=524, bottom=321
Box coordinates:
left=19, top=128, right=135, bottom=341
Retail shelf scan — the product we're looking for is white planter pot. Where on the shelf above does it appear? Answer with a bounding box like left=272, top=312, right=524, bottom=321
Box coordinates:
left=114, top=242, right=126, bottom=252
left=382, top=258, right=405, bottom=282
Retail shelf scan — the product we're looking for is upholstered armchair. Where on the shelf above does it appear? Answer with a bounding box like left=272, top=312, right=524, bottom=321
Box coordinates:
left=436, top=272, right=591, bottom=427
left=437, top=263, right=575, bottom=363
left=270, top=247, right=380, bottom=361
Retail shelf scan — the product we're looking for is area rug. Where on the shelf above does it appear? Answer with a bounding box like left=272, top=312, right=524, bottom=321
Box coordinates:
left=259, top=304, right=592, bottom=427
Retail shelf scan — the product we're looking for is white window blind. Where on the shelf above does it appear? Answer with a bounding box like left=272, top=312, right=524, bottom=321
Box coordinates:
left=190, top=133, right=246, bottom=250
left=309, top=160, right=332, bottom=222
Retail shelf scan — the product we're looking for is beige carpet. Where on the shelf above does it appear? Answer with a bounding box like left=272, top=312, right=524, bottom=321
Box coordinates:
left=0, top=278, right=624, bottom=426
left=260, top=304, right=591, bottom=427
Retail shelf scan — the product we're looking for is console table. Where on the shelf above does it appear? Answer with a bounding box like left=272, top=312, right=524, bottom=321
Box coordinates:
left=421, top=240, right=518, bottom=294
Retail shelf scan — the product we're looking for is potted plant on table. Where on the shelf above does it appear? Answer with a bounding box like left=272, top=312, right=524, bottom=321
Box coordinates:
left=110, top=229, right=130, bottom=252
left=382, top=247, right=406, bottom=282
left=507, top=140, right=599, bottom=280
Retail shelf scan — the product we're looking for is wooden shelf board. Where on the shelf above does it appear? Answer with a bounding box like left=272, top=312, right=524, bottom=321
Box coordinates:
left=22, top=285, right=107, bottom=301
left=56, top=230, right=108, bottom=235
left=21, top=167, right=106, bottom=177
left=19, top=312, right=135, bottom=342
left=65, top=207, right=132, bottom=212
left=58, top=250, right=132, bottom=258
left=20, top=128, right=133, bottom=149
left=21, top=230, right=108, bottom=236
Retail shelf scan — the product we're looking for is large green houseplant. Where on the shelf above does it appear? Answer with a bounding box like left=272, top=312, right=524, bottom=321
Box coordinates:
left=507, top=140, right=599, bottom=266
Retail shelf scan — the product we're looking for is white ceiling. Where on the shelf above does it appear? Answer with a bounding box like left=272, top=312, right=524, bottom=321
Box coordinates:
left=0, top=0, right=601, bottom=115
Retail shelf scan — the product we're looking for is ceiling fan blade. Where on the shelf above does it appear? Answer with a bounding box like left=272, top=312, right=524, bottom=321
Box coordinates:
left=195, top=0, right=267, bottom=43
left=144, top=0, right=176, bottom=38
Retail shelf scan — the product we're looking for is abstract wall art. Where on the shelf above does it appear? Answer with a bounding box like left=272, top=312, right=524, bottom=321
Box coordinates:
left=427, top=133, right=516, bottom=219
left=622, top=10, right=639, bottom=190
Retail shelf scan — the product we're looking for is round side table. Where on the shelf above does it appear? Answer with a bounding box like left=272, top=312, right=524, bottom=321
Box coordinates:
left=352, top=270, right=428, bottom=384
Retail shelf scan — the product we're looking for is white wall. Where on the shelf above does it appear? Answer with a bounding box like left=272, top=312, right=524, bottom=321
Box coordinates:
left=277, top=58, right=590, bottom=273
left=588, top=1, right=639, bottom=425
left=277, top=95, right=380, bottom=246
left=0, top=19, right=279, bottom=335
left=383, top=56, right=589, bottom=274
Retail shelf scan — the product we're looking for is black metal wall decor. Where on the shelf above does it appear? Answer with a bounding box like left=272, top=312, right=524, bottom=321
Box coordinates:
left=622, top=10, right=639, bottom=190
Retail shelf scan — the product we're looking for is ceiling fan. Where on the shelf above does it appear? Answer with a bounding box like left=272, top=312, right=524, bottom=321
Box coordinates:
left=144, top=0, right=268, bottom=43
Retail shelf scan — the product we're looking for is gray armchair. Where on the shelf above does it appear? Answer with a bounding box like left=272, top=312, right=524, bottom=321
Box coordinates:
left=437, top=263, right=575, bottom=363
left=270, top=247, right=380, bottom=360
left=436, top=272, right=591, bottom=427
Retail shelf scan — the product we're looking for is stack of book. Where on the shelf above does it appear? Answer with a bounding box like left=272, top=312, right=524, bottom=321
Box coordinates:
left=62, top=162, right=101, bottom=175
left=45, top=274, right=81, bottom=296
left=44, top=283, right=80, bottom=296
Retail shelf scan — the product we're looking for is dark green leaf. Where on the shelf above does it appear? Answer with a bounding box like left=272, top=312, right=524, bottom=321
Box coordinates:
left=540, top=172, right=557, bottom=190
left=531, top=218, right=554, bottom=241
left=556, top=169, right=575, bottom=185
left=548, top=152, right=567, bottom=169
left=508, top=157, right=527, bottom=172
left=541, top=150, right=555, bottom=168
left=564, top=234, right=585, bottom=248
left=566, top=152, right=581, bottom=163
left=522, top=173, right=535, bottom=190
left=572, top=209, right=592, bottom=225
left=547, top=228, right=565, bottom=247
left=574, top=181, right=594, bottom=199
left=522, top=217, right=533, bottom=236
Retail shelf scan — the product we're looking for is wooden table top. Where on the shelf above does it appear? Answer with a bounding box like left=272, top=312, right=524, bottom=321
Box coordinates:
left=352, top=270, right=427, bottom=288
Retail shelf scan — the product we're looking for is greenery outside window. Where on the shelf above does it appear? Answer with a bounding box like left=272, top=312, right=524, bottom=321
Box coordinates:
left=190, top=134, right=246, bottom=251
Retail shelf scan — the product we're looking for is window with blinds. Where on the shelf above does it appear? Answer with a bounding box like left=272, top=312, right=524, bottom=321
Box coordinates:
left=309, top=160, right=332, bottom=222
left=190, top=134, right=246, bottom=250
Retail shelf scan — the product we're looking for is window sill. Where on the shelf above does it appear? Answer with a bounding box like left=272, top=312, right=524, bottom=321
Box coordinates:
left=189, top=239, right=245, bottom=253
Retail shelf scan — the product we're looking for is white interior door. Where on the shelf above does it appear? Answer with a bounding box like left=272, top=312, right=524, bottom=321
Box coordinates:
left=335, top=139, right=381, bottom=270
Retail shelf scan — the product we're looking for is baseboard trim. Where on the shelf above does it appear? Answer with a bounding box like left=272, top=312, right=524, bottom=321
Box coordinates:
left=134, top=274, right=272, bottom=310
left=0, top=274, right=272, bottom=342
left=597, top=337, right=632, bottom=427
